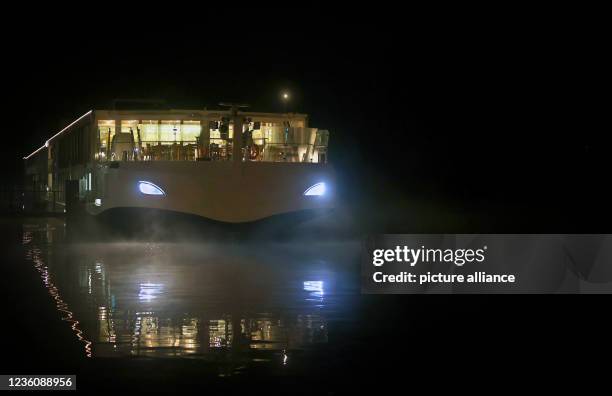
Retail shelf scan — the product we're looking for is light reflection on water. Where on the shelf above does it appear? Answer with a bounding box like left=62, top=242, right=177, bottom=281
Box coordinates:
left=24, top=242, right=93, bottom=357
left=22, top=220, right=359, bottom=368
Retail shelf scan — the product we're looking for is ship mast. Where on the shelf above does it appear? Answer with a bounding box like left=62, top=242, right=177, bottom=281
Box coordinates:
left=219, top=103, right=249, bottom=162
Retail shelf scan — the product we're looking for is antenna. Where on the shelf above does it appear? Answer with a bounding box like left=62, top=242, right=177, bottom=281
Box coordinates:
left=218, top=102, right=250, bottom=116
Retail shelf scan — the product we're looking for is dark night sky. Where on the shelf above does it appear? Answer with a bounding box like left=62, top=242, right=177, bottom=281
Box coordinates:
left=3, top=12, right=608, bottom=216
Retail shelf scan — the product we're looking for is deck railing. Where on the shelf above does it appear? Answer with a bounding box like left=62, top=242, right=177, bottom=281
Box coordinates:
left=99, top=138, right=328, bottom=163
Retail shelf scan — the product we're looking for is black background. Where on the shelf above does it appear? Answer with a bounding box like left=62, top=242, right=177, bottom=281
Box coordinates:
left=1, top=7, right=610, bottom=391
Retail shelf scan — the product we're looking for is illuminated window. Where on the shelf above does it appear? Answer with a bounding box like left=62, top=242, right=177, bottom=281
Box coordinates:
left=121, top=120, right=139, bottom=143
left=181, top=120, right=201, bottom=143
left=98, top=120, right=115, bottom=150
left=209, top=121, right=225, bottom=147
left=139, top=120, right=159, bottom=142
left=251, top=129, right=264, bottom=144
left=160, top=120, right=180, bottom=143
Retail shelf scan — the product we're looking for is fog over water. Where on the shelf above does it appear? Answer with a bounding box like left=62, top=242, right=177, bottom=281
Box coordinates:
left=21, top=218, right=361, bottom=373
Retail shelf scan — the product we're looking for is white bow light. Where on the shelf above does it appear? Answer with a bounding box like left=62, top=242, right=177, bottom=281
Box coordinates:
left=138, top=181, right=166, bottom=196
left=303, top=182, right=326, bottom=196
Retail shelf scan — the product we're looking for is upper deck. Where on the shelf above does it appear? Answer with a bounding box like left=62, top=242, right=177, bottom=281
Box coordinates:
left=24, top=108, right=330, bottom=165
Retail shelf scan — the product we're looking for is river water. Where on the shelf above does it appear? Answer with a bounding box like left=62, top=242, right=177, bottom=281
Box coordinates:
left=14, top=217, right=362, bottom=388
left=2, top=217, right=601, bottom=392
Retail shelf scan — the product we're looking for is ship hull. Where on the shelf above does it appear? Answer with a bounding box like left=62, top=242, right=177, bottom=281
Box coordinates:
left=83, top=206, right=334, bottom=240
left=87, top=161, right=336, bottom=224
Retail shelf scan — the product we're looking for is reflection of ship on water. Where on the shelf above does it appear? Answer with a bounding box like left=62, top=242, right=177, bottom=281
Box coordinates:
left=85, top=260, right=330, bottom=359
left=93, top=310, right=327, bottom=359
left=22, top=223, right=354, bottom=363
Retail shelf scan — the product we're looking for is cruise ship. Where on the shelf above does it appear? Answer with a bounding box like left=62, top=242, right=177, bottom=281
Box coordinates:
left=23, top=105, right=335, bottom=227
